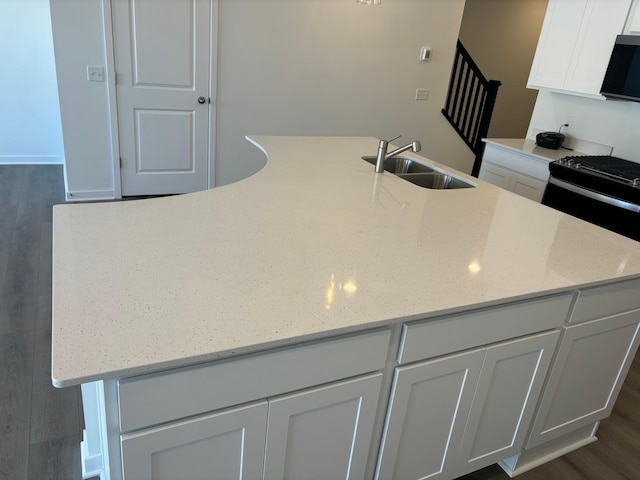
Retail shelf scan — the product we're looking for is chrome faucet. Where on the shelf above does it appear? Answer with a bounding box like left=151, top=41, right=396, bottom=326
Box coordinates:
left=375, top=135, right=422, bottom=173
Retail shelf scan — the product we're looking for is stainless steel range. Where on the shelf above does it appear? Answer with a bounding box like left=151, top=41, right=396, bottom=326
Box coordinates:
left=542, top=155, right=640, bottom=241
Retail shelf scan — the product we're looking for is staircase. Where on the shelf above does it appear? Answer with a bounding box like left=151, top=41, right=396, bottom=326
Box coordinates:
left=442, top=40, right=501, bottom=177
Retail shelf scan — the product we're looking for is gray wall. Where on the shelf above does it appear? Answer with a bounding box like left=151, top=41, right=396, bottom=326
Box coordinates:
left=50, top=0, right=473, bottom=197
left=215, top=0, right=471, bottom=186
left=458, top=0, right=548, bottom=138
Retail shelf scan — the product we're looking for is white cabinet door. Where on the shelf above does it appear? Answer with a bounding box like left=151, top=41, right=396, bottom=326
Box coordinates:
left=511, top=174, right=547, bottom=203
left=563, top=0, right=632, bottom=94
left=528, top=0, right=631, bottom=96
left=479, top=162, right=547, bottom=202
left=375, top=349, right=485, bottom=480
left=528, top=0, right=587, bottom=90
left=628, top=1, right=640, bottom=33
left=120, top=401, right=268, bottom=480
left=479, top=162, right=512, bottom=190
left=527, top=309, right=640, bottom=449
left=264, top=373, right=383, bottom=480
left=453, top=331, right=560, bottom=477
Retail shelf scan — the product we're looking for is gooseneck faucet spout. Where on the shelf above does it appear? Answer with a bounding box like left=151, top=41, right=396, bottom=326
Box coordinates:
left=375, top=135, right=422, bottom=173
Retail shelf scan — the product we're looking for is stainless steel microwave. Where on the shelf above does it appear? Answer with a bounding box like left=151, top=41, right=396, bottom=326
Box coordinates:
left=600, top=35, right=640, bottom=102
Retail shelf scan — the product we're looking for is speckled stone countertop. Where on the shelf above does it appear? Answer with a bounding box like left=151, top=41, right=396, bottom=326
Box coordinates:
left=52, top=136, right=640, bottom=387
left=483, top=138, right=591, bottom=162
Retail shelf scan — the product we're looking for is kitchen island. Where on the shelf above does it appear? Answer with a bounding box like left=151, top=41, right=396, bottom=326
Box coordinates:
left=52, top=137, right=640, bottom=480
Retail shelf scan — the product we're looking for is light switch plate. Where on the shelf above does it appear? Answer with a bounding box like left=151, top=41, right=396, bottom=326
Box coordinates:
left=87, top=66, right=105, bottom=82
left=415, top=88, right=429, bottom=101
left=420, top=47, right=432, bottom=62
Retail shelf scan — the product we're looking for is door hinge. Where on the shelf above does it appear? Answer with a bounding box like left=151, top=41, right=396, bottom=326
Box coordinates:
left=119, top=157, right=123, bottom=168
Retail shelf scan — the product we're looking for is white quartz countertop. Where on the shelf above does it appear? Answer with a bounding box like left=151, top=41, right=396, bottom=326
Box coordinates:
left=483, top=138, right=590, bottom=162
left=52, top=136, right=640, bottom=387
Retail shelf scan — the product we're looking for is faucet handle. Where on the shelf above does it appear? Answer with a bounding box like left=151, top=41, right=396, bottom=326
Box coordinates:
left=386, top=134, right=402, bottom=143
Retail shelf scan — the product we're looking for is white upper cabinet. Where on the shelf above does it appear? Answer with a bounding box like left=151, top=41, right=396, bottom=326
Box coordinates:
left=625, top=0, right=640, bottom=33
left=528, top=0, right=632, bottom=97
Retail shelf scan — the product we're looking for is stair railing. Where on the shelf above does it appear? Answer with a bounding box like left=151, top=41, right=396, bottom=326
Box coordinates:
left=442, top=40, right=501, bottom=177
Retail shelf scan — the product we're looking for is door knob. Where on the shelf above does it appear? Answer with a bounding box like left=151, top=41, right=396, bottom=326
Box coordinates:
left=198, top=96, right=207, bottom=104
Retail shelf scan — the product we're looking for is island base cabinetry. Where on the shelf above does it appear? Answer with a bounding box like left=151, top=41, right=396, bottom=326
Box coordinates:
left=526, top=309, right=640, bottom=449
left=121, top=401, right=269, bottom=480
left=263, top=374, right=382, bottom=480
left=78, top=282, right=640, bottom=480
left=501, top=307, right=640, bottom=476
left=374, top=331, right=560, bottom=480
left=120, top=374, right=383, bottom=480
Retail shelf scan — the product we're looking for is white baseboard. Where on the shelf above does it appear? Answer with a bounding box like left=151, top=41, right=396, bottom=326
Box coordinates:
left=81, top=429, right=105, bottom=479
left=499, top=424, right=599, bottom=477
left=0, top=155, right=64, bottom=164
left=65, top=190, right=116, bottom=202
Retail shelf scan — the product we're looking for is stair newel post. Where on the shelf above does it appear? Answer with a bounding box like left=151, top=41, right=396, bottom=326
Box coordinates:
left=471, top=80, right=501, bottom=178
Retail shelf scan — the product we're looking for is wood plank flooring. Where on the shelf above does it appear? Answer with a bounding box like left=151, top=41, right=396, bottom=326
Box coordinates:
left=0, top=164, right=639, bottom=479
left=0, top=165, right=83, bottom=480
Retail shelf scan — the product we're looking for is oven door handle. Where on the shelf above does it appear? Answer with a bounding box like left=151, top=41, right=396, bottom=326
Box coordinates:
left=548, top=177, right=640, bottom=213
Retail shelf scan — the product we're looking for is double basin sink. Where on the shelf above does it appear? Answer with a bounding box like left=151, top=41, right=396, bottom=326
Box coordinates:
left=362, top=156, right=475, bottom=190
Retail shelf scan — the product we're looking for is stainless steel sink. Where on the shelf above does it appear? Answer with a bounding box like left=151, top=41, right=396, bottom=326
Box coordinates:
left=398, top=173, right=475, bottom=190
left=362, top=156, right=434, bottom=174
left=362, top=156, right=475, bottom=190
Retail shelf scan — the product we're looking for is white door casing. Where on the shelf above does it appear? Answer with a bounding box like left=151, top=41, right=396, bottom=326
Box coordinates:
left=112, top=0, right=212, bottom=196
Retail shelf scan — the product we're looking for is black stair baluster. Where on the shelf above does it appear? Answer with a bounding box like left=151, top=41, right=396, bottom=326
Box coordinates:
left=441, top=40, right=501, bottom=178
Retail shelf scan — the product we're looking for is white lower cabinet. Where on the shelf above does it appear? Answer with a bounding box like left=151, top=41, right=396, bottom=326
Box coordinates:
left=121, top=401, right=269, bottom=480
left=375, top=349, right=484, bottom=480
left=479, top=142, right=552, bottom=203
left=453, top=332, right=559, bottom=477
left=526, top=309, right=640, bottom=449
left=479, top=162, right=547, bottom=203
left=120, top=373, right=383, bottom=480
left=375, top=331, right=560, bottom=480
left=264, top=373, right=382, bottom=480
left=87, top=286, right=640, bottom=480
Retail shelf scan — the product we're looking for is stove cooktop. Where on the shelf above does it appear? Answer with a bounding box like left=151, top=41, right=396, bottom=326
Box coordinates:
left=556, top=155, right=640, bottom=184
left=549, top=155, right=640, bottom=204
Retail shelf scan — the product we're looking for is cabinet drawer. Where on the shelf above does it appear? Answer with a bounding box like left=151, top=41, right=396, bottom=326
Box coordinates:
left=398, top=294, right=572, bottom=364
left=118, top=329, right=391, bottom=432
left=569, top=277, right=640, bottom=324
left=483, top=145, right=550, bottom=181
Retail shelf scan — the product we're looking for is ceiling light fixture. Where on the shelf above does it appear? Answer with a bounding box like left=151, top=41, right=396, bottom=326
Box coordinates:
left=357, top=0, right=381, bottom=5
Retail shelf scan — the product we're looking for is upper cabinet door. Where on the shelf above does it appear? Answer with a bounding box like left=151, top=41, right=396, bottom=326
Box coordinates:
left=528, top=0, right=632, bottom=97
left=528, top=0, right=587, bottom=90
left=564, top=0, right=633, bottom=94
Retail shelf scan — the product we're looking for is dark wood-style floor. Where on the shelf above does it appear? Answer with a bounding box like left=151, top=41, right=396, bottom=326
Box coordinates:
left=0, top=165, right=84, bottom=479
left=0, top=165, right=638, bottom=479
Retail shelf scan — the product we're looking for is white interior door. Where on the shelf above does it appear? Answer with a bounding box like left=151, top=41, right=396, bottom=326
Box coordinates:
left=112, top=0, right=211, bottom=196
